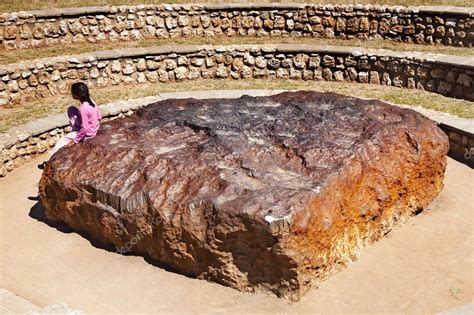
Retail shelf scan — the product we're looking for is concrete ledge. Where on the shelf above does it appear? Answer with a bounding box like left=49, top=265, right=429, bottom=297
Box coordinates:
left=204, top=3, right=307, bottom=10
left=416, top=6, right=473, bottom=16
left=4, top=4, right=474, bottom=18
left=1, top=89, right=473, bottom=177
left=0, top=289, right=41, bottom=313
left=438, top=303, right=474, bottom=315
left=60, top=6, right=112, bottom=16
left=0, top=288, right=83, bottom=314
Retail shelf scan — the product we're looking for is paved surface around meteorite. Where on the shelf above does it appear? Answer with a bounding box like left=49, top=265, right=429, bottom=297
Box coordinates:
left=0, top=153, right=473, bottom=313
left=1, top=89, right=473, bottom=313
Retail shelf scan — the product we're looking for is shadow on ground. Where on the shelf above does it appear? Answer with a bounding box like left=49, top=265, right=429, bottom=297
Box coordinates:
left=28, top=200, right=194, bottom=278
left=447, top=151, right=474, bottom=169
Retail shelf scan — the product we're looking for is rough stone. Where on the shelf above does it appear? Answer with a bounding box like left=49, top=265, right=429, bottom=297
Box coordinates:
left=137, top=59, right=147, bottom=71
left=334, top=71, right=344, bottom=81
left=165, top=59, right=177, bottom=70
left=293, top=54, right=309, bottom=70
left=122, top=63, right=136, bottom=75
left=322, top=55, right=335, bottom=67
left=216, top=64, right=228, bottom=78
left=145, top=71, right=159, bottom=83
left=456, top=73, right=472, bottom=87
left=322, top=68, right=333, bottom=81
left=255, top=56, right=267, bottom=69
left=308, top=56, right=321, bottom=69
left=369, top=71, right=380, bottom=84
left=39, top=91, right=449, bottom=301
left=175, top=66, right=188, bottom=80
left=358, top=72, right=369, bottom=83
left=4, top=26, right=18, bottom=40
left=111, top=60, right=122, bottom=73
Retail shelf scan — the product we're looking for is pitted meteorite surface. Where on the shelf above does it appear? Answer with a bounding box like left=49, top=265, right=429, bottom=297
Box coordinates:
left=40, top=91, right=449, bottom=300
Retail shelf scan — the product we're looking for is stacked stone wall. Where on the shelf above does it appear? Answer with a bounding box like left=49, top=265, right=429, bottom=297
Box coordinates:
left=1, top=4, right=472, bottom=50
left=441, top=124, right=474, bottom=164
left=0, top=44, right=473, bottom=107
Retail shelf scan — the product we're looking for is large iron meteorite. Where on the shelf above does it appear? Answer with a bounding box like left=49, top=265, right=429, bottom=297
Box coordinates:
left=39, top=91, right=449, bottom=300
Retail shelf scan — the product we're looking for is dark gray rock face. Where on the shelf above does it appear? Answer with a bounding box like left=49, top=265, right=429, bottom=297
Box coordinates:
left=39, top=91, right=449, bottom=300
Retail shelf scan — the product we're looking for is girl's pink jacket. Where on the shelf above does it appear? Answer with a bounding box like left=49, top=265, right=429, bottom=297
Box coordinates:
left=74, top=101, right=102, bottom=143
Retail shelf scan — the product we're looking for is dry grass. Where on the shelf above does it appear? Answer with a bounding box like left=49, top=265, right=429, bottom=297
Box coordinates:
left=1, top=0, right=472, bottom=13
left=1, top=37, right=472, bottom=65
left=1, top=79, right=472, bottom=133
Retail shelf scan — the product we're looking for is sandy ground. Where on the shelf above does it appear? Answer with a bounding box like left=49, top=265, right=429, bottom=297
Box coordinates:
left=0, top=154, right=473, bottom=314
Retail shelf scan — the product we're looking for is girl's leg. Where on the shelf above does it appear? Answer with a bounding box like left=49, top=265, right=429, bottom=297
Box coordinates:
left=47, top=136, right=73, bottom=160
left=39, top=108, right=79, bottom=168
left=47, top=131, right=78, bottom=160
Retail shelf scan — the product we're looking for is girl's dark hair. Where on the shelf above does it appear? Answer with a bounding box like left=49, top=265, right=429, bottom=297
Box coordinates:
left=71, top=82, right=95, bottom=107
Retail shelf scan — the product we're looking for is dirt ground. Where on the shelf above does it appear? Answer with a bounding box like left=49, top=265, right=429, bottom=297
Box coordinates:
left=0, top=155, right=473, bottom=313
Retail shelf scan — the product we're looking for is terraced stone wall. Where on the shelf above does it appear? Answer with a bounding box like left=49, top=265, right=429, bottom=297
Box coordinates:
left=1, top=4, right=472, bottom=50
left=0, top=44, right=473, bottom=107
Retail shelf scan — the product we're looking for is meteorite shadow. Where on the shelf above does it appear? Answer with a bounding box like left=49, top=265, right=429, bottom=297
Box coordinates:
left=29, top=201, right=73, bottom=234
left=27, top=200, right=191, bottom=276
left=29, top=201, right=114, bottom=252
left=447, top=151, right=474, bottom=169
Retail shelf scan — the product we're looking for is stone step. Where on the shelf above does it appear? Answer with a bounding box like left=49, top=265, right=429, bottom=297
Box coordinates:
left=0, top=288, right=42, bottom=313
left=438, top=303, right=474, bottom=315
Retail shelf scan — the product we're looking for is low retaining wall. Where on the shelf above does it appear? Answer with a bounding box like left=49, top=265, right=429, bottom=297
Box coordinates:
left=441, top=123, right=474, bottom=164
left=0, top=4, right=473, bottom=50
left=0, top=44, right=473, bottom=107
left=0, top=90, right=473, bottom=177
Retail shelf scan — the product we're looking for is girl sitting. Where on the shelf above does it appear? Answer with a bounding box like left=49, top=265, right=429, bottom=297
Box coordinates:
left=39, top=82, right=102, bottom=169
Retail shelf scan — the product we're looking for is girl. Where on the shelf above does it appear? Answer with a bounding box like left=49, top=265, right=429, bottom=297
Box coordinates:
left=38, top=82, right=102, bottom=169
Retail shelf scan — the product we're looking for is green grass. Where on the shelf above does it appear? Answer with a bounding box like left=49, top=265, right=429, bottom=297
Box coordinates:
left=1, top=0, right=472, bottom=13
left=1, top=36, right=472, bottom=65
left=1, top=79, right=472, bottom=133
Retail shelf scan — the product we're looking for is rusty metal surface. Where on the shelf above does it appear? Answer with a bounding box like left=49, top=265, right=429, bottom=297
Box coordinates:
left=39, top=91, right=449, bottom=300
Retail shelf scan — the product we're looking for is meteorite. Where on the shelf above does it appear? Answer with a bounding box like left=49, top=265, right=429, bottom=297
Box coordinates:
left=39, top=91, right=449, bottom=301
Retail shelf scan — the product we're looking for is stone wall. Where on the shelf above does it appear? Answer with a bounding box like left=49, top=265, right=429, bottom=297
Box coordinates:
left=1, top=90, right=473, bottom=178
left=0, top=4, right=472, bottom=50
left=441, top=123, right=474, bottom=165
left=0, top=44, right=473, bottom=107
